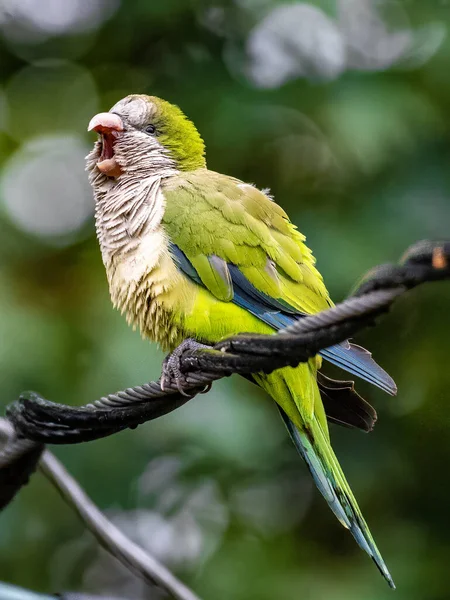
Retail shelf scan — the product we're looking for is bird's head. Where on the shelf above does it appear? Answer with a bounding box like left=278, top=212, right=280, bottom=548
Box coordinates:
left=86, top=94, right=206, bottom=181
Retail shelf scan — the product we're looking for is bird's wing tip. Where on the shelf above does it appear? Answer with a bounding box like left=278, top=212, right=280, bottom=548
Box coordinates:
left=385, top=378, right=398, bottom=397
left=376, top=559, right=396, bottom=589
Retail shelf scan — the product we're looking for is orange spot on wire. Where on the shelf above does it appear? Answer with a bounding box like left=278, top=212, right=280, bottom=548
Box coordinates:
left=432, top=247, right=447, bottom=270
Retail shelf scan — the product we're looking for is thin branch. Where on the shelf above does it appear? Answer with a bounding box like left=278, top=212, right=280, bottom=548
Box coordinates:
left=0, top=417, right=201, bottom=600
left=5, top=239, right=450, bottom=445
left=0, top=581, right=130, bottom=600
left=39, top=450, right=201, bottom=600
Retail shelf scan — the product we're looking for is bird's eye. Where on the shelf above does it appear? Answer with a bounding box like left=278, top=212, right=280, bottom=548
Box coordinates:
left=144, top=124, right=156, bottom=135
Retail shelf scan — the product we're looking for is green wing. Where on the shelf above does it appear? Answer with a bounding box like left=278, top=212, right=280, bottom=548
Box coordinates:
left=162, top=169, right=396, bottom=397
left=162, top=169, right=332, bottom=316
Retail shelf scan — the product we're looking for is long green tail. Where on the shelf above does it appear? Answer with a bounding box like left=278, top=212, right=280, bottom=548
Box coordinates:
left=255, top=366, right=395, bottom=588
left=280, top=409, right=395, bottom=588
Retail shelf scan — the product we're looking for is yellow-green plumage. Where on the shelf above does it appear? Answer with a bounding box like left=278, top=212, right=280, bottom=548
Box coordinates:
left=87, top=95, right=395, bottom=588
left=146, top=97, right=206, bottom=171
left=161, top=170, right=329, bottom=423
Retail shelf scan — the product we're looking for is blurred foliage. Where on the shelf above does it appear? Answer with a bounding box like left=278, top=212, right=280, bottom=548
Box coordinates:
left=0, top=0, right=450, bottom=598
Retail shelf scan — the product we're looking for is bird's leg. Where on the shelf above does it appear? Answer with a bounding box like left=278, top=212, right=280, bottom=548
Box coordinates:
left=161, top=338, right=213, bottom=396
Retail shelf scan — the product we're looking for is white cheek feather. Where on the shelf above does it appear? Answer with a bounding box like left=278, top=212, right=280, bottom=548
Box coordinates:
left=113, top=227, right=168, bottom=286
left=94, top=173, right=173, bottom=266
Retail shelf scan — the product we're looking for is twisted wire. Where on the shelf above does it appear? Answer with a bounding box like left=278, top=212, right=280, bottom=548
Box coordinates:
left=282, top=288, right=405, bottom=336
left=88, top=372, right=221, bottom=410
left=3, top=240, right=449, bottom=445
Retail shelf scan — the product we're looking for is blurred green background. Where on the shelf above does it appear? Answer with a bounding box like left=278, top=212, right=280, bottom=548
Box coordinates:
left=0, top=0, right=450, bottom=598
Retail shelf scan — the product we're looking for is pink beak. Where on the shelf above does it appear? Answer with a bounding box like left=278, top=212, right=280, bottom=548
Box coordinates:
left=88, top=112, right=124, bottom=178
left=88, top=112, right=124, bottom=133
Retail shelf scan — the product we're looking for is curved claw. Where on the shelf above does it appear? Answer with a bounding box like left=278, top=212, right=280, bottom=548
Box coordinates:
left=160, top=338, right=213, bottom=396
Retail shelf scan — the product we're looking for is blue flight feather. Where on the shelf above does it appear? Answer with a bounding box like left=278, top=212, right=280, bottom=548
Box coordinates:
left=228, top=264, right=298, bottom=313
left=170, top=243, right=202, bottom=284
left=321, top=343, right=397, bottom=396
left=169, top=243, right=396, bottom=395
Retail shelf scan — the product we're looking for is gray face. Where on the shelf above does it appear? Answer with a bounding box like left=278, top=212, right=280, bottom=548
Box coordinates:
left=86, top=95, right=176, bottom=187
left=109, top=95, right=154, bottom=130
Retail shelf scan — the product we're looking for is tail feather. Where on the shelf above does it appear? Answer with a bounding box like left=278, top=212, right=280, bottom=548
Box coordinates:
left=321, top=342, right=397, bottom=396
left=317, top=372, right=378, bottom=432
left=279, top=408, right=395, bottom=589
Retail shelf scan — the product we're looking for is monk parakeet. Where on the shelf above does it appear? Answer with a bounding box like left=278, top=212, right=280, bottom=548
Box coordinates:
left=87, top=95, right=396, bottom=587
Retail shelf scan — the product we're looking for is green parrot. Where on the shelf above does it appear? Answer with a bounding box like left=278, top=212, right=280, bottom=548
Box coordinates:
left=87, top=95, right=396, bottom=587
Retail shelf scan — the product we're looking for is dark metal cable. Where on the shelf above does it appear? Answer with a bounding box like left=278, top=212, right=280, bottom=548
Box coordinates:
left=4, top=239, right=450, bottom=446
left=281, top=288, right=405, bottom=335
left=0, top=419, right=44, bottom=510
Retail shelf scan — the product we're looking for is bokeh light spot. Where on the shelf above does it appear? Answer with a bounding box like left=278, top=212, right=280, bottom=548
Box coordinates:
left=0, top=0, right=119, bottom=42
left=6, top=61, right=98, bottom=142
left=1, top=135, right=93, bottom=241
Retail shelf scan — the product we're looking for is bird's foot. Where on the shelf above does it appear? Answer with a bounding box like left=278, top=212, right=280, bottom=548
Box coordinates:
left=160, top=339, right=213, bottom=397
